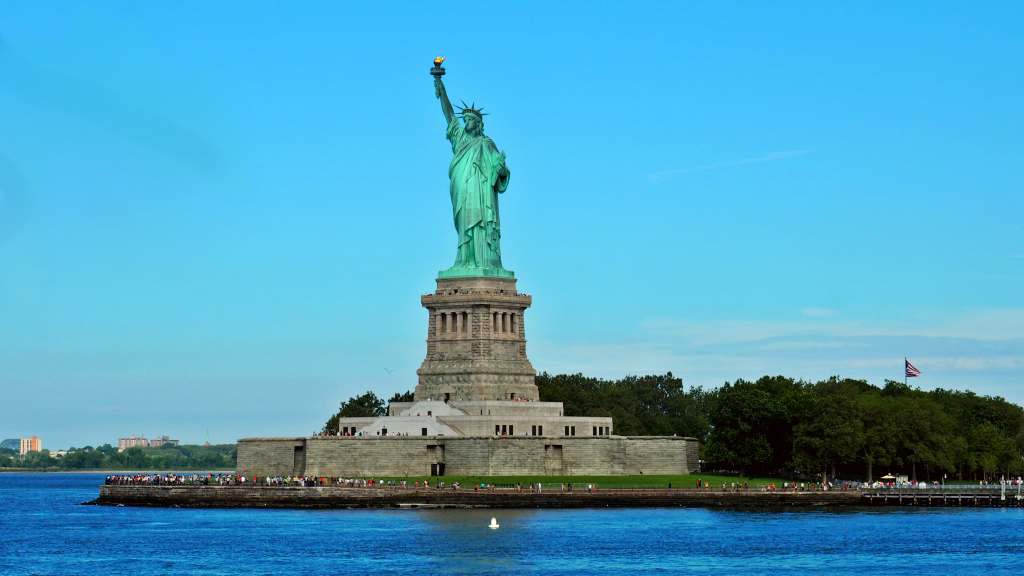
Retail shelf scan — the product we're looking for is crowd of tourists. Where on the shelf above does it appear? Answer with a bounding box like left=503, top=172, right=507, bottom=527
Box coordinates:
left=105, top=473, right=243, bottom=486
left=764, top=480, right=851, bottom=492
left=689, top=478, right=857, bottom=492
left=106, top=474, right=329, bottom=487
left=105, top=474, right=466, bottom=489
left=693, top=478, right=752, bottom=491
left=105, top=474, right=609, bottom=492
left=103, top=474, right=829, bottom=492
left=108, top=475, right=945, bottom=492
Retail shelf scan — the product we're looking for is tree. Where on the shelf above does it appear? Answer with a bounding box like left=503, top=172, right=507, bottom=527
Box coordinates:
left=322, top=391, right=387, bottom=434
left=793, top=379, right=865, bottom=483
left=120, top=447, right=147, bottom=469
left=535, top=372, right=708, bottom=438
left=704, top=378, right=796, bottom=475
left=389, top=390, right=415, bottom=403
left=21, top=450, right=57, bottom=469
left=856, top=391, right=896, bottom=482
left=62, top=447, right=106, bottom=469
left=889, top=395, right=956, bottom=482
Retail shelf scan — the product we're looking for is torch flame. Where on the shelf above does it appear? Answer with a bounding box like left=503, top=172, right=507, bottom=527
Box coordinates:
left=434, top=56, right=445, bottom=66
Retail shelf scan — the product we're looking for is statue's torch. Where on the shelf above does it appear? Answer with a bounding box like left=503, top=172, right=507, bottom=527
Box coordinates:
left=430, top=56, right=446, bottom=77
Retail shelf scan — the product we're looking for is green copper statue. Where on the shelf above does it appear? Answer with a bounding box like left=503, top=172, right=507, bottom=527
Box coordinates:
left=432, top=58, right=513, bottom=279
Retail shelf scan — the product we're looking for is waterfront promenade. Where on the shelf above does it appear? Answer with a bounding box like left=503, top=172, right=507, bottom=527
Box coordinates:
left=95, top=483, right=860, bottom=508
left=94, top=477, right=1024, bottom=509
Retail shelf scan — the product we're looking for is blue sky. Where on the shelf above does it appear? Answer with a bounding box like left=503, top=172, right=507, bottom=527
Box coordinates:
left=1, top=2, right=1021, bottom=448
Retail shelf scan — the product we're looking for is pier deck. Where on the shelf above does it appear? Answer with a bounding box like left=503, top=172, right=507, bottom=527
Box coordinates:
left=861, top=487, right=1024, bottom=507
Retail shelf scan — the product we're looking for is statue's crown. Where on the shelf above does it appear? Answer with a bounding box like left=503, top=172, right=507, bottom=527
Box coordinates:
left=457, top=100, right=487, bottom=119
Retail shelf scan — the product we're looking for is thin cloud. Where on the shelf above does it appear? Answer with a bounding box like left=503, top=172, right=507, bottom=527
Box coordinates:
left=534, top=334, right=1024, bottom=399
left=649, top=149, right=812, bottom=183
left=642, top=308, right=1024, bottom=343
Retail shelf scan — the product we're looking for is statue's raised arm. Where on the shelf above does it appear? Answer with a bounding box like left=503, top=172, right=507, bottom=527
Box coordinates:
left=435, top=76, right=455, bottom=125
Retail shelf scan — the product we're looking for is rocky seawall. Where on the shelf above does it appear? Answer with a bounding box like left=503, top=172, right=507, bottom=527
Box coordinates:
left=93, top=485, right=862, bottom=509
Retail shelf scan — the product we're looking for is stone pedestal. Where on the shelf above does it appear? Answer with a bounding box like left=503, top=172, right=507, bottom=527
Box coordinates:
left=415, top=277, right=538, bottom=402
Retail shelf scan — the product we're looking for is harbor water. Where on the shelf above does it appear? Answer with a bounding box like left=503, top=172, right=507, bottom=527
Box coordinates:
left=2, top=473, right=1023, bottom=575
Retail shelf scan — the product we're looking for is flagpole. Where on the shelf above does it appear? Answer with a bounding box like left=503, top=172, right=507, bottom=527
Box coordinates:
left=904, top=357, right=907, bottom=386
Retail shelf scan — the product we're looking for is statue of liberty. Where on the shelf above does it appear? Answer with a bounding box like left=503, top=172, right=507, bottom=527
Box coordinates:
left=432, top=58, right=513, bottom=279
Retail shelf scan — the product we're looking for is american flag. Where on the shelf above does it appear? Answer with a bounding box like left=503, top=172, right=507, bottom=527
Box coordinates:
left=905, top=358, right=921, bottom=378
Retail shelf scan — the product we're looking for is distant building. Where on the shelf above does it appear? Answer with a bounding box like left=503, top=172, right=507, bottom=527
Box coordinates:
left=149, top=435, right=179, bottom=448
left=19, top=436, right=42, bottom=456
left=117, top=435, right=180, bottom=451
left=0, top=439, right=19, bottom=451
left=117, top=436, right=148, bottom=452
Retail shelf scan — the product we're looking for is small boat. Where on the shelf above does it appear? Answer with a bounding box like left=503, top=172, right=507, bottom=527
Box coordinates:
left=488, top=517, right=500, bottom=529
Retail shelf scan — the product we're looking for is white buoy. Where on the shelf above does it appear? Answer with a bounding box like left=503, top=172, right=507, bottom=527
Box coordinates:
left=488, top=517, right=500, bottom=529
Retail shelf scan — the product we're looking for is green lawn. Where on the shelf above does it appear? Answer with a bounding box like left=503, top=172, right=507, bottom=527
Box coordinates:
left=372, top=473, right=784, bottom=489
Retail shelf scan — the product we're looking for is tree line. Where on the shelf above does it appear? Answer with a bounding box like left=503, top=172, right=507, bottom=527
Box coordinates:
left=325, top=373, right=1024, bottom=482
left=540, top=372, right=1023, bottom=482
left=0, top=444, right=237, bottom=470
left=701, top=375, right=1024, bottom=482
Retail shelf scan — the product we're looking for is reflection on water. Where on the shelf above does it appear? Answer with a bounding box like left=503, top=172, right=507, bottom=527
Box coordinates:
left=412, top=509, right=540, bottom=572
left=417, top=508, right=536, bottom=530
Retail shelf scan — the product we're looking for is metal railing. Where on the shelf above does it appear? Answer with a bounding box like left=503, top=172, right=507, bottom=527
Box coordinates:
left=868, top=483, right=1023, bottom=492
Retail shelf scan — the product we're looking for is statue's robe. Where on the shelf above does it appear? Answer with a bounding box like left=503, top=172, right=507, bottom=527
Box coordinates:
left=446, top=116, right=510, bottom=272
